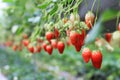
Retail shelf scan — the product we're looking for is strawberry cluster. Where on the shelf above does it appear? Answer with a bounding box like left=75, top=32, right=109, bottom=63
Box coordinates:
left=4, top=12, right=95, bottom=54
left=82, top=48, right=102, bottom=69
left=3, top=12, right=105, bottom=69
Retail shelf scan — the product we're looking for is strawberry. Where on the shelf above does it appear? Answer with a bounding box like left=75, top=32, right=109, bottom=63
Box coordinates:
left=23, top=33, right=28, bottom=39
left=50, top=39, right=57, bottom=49
left=82, top=48, right=92, bottom=63
left=28, top=45, right=34, bottom=53
left=12, top=45, right=18, bottom=51
left=46, top=32, right=54, bottom=42
left=77, top=31, right=85, bottom=46
left=105, top=33, right=112, bottom=43
left=118, top=23, right=120, bottom=31
left=5, top=41, right=13, bottom=47
left=75, top=43, right=82, bottom=52
left=85, top=11, right=95, bottom=29
left=70, top=31, right=85, bottom=46
left=42, top=42, right=47, bottom=51
left=22, top=39, right=30, bottom=47
left=54, top=28, right=59, bottom=38
left=91, top=50, right=102, bottom=69
left=46, top=45, right=53, bottom=55
left=81, top=30, right=86, bottom=40
left=57, top=41, right=65, bottom=54
left=70, top=31, right=78, bottom=45
left=36, top=45, right=41, bottom=53
left=70, top=31, right=85, bottom=52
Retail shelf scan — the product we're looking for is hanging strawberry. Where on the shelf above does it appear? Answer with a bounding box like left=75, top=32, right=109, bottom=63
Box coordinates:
left=45, top=32, right=54, bottom=42
left=85, top=11, right=95, bottom=29
left=36, top=45, right=41, bottom=53
left=91, top=50, right=102, bottom=69
left=46, top=45, right=53, bottom=55
left=22, top=39, right=30, bottom=47
left=51, top=39, right=57, bottom=49
left=82, top=48, right=92, bottom=63
left=28, top=45, right=34, bottom=53
left=57, top=41, right=65, bottom=54
left=105, top=33, right=112, bottom=43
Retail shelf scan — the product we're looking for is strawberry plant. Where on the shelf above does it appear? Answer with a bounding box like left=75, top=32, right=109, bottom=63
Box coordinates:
left=0, top=0, right=120, bottom=79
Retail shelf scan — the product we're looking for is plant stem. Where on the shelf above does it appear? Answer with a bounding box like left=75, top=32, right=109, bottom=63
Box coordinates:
left=116, top=12, right=120, bottom=30
left=91, top=0, right=97, bottom=12
left=94, top=0, right=100, bottom=24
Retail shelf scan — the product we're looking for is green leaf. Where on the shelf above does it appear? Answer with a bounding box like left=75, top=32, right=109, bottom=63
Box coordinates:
left=84, top=19, right=103, bottom=45
left=68, top=0, right=72, bottom=3
left=15, top=26, right=24, bottom=35
left=49, top=4, right=58, bottom=15
left=3, top=0, right=13, bottom=2
left=101, top=9, right=120, bottom=22
left=38, top=1, right=52, bottom=9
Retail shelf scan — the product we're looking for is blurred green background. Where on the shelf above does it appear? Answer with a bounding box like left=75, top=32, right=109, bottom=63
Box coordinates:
left=0, top=0, right=120, bottom=80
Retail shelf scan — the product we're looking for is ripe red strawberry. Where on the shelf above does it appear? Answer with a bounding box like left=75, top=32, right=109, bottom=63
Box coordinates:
left=70, top=31, right=85, bottom=52
left=46, top=45, right=53, bottom=55
left=54, top=28, right=59, bottom=38
left=12, top=45, right=18, bottom=51
left=118, top=23, right=120, bottom=31
left=57, top=41, right=65, bottom=54
left=85, top=11, right=95, bottom=29
left=70, top=31, right=78, bottom=45
left=91, top=50, right=102, bottom=69
left=82, top=48, right=92, bottom=63
left=81, top=30, right=86, bottom=40
left=51, top=39, right=57, bottom=49
left=105, top=33, right=112, bottom=43
left=28, top=45, right=34, bottom=53
left=36, top=45, right=41, bottom=53
left=46, top=32, right=54, bottom=42
left=42, top=42, right=47, bottom=51
left=5, top=41, right=13, bottom=47
left=75, top=43, right=82, bottom=52
left=77, top=31, right=85, bottom=46
left=22, top=39, right=30, bottom=47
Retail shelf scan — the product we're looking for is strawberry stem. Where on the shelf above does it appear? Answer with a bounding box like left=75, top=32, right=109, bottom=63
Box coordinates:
left=91, top=0, right=97, bottom=12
